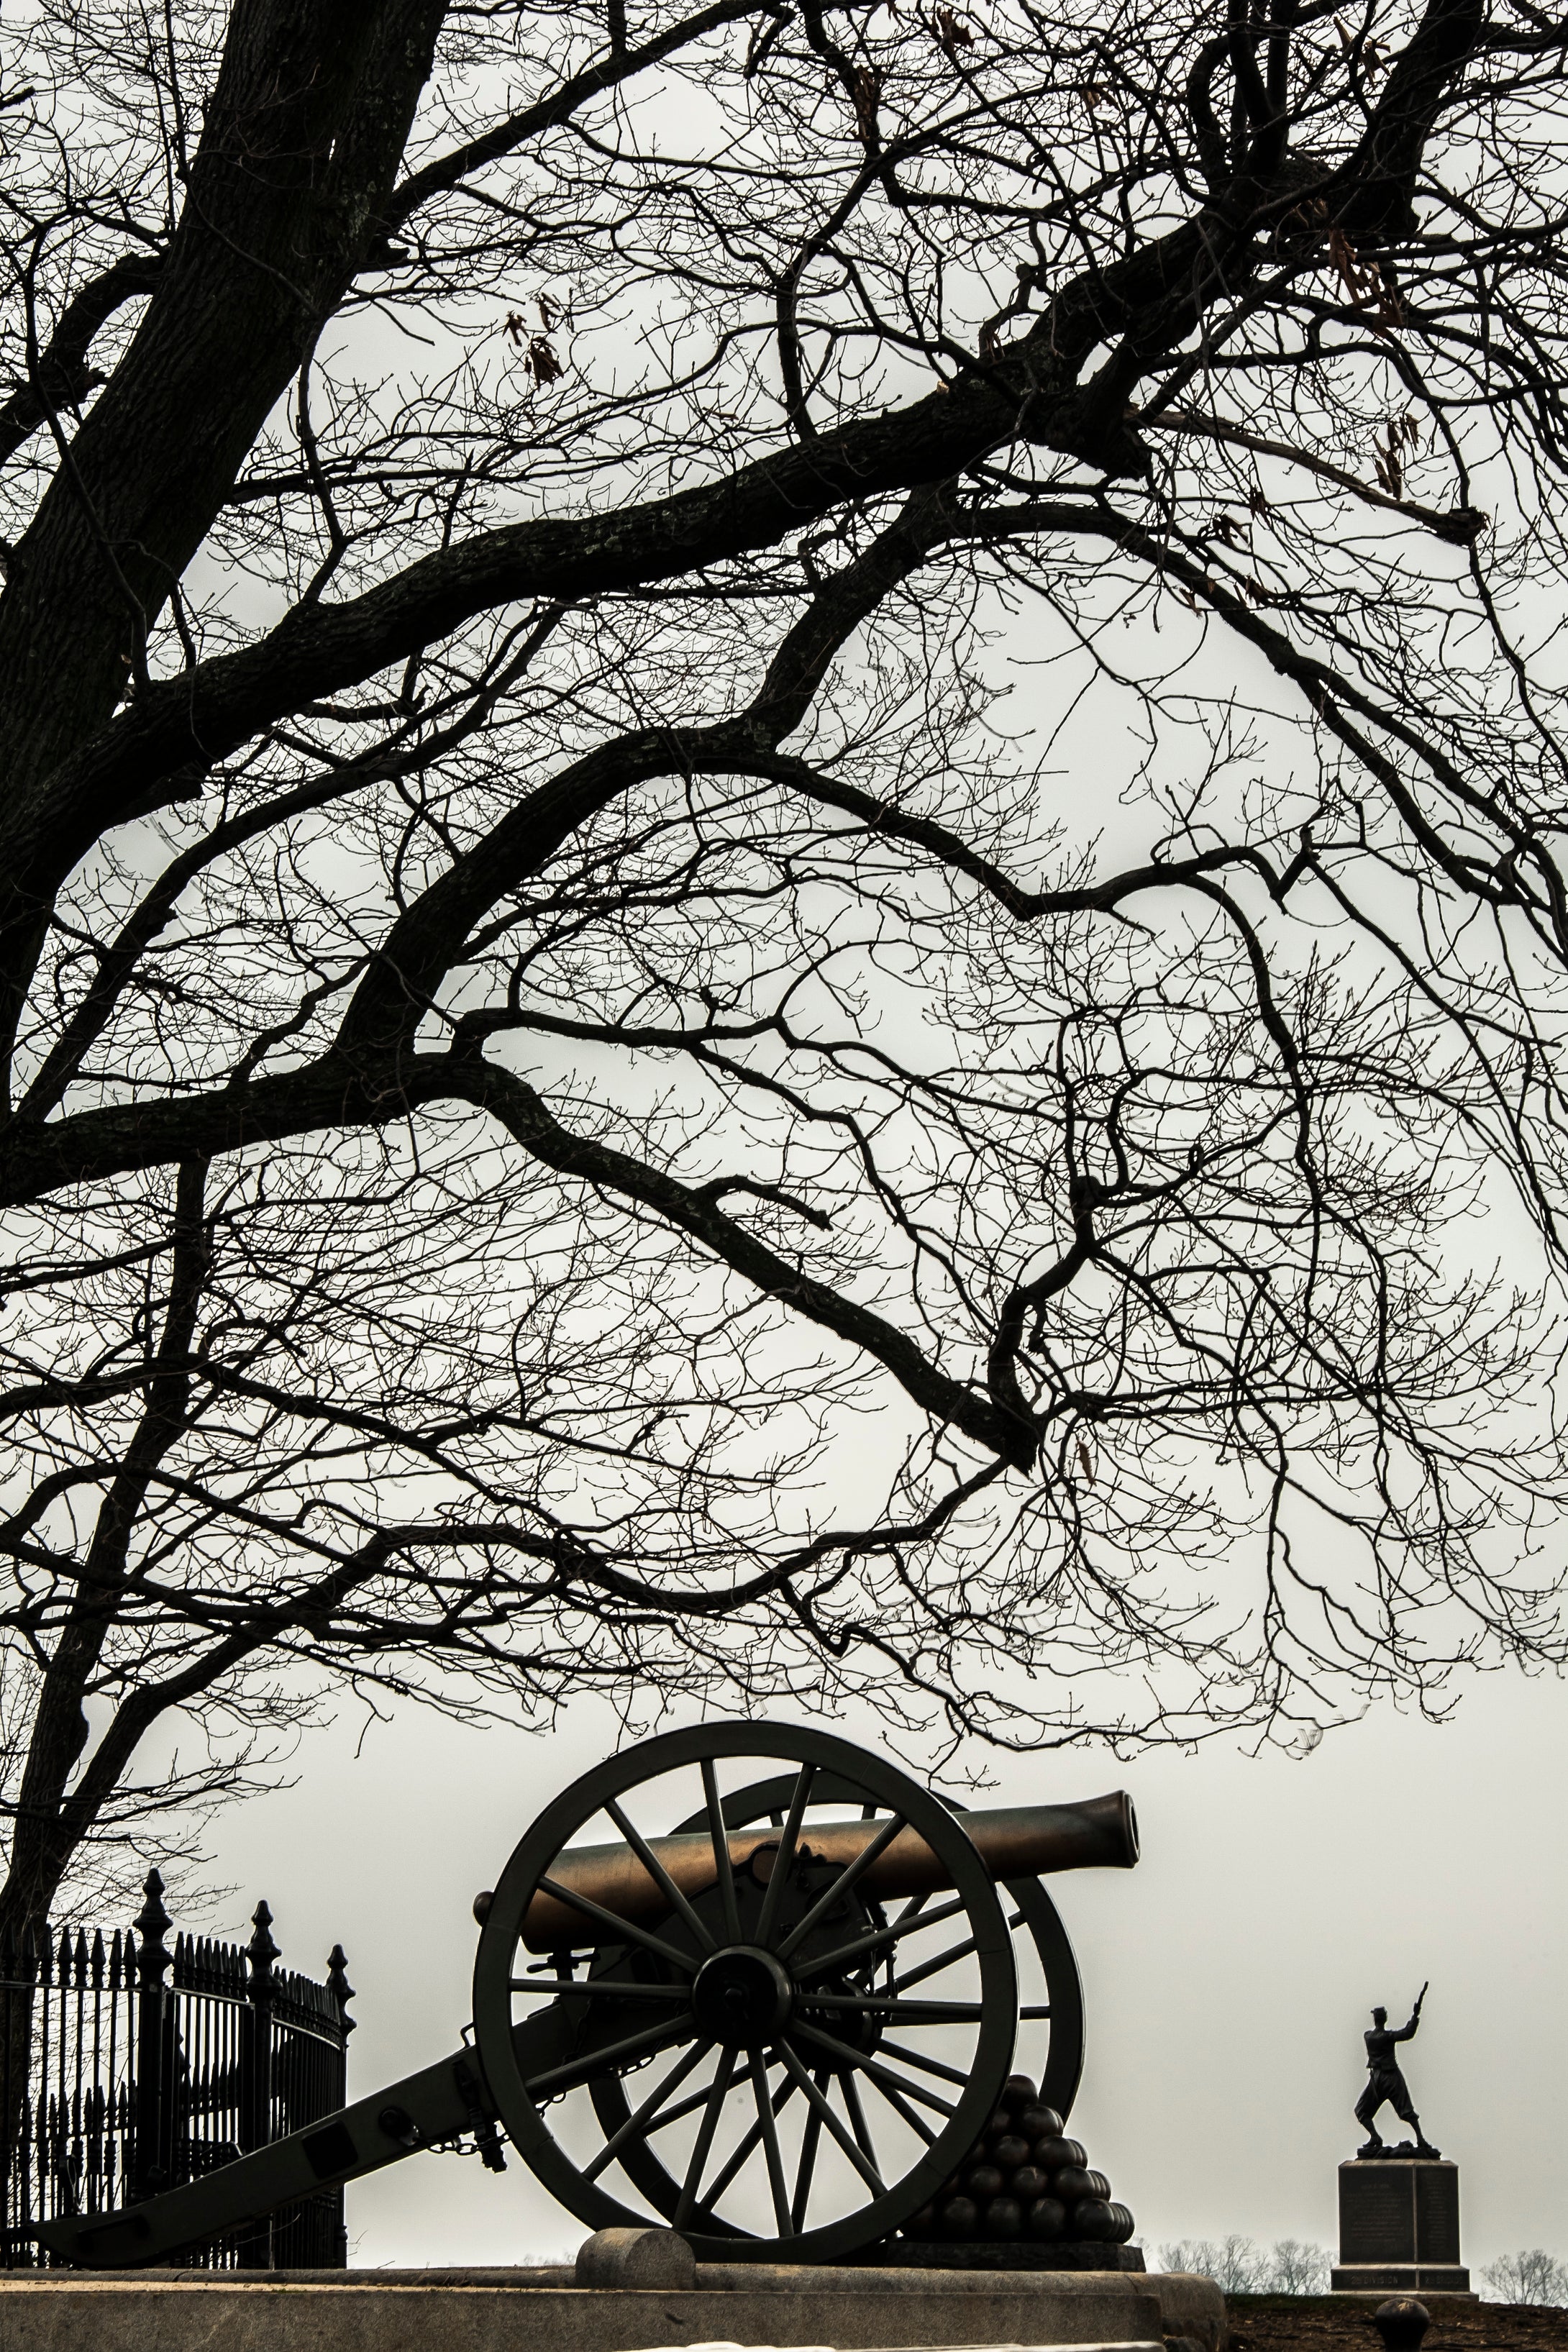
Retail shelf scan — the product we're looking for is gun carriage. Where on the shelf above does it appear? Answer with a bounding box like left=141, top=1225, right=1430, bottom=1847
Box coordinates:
left=36, top=1722, right=1139, bottom=2269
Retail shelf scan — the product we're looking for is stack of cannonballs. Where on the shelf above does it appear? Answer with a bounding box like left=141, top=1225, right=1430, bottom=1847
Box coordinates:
left=901, top=2072, right=1136, bottom=2247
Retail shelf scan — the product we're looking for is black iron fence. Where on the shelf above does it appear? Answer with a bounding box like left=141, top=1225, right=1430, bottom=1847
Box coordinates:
left=0, top=1869, right=354, bottom=2268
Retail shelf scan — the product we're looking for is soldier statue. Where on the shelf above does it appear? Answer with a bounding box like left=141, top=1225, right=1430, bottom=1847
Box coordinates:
left=1356, top=1982, right=1439, bottom=2157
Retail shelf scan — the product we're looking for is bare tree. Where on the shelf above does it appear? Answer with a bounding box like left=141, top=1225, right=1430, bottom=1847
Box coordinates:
left=1482, top=2251, right=1568, bottom=2305
left=1157, top=2239, right=1330, bottom=2294
left=0, top=0, right=1565, bottom=1930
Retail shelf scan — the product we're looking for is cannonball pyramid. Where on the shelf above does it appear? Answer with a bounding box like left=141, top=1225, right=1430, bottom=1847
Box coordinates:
left=898, top=2071, right=1136, bottom=2248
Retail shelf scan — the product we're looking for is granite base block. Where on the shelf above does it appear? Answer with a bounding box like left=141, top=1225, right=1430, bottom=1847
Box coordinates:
left=871, top=2248, right=1147, bottom=2274
left=1337, top=2159, right=1463, bottom=2270
left=1331, top=2266, right=1471, bottom=2294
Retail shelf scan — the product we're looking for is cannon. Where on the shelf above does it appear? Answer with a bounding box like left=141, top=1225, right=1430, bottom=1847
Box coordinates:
left=35, top=1720, right=1139, bottom=2268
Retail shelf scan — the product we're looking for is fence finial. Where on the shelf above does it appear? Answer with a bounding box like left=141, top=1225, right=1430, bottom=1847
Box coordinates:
left=327, top=1943, right=356, bottom=2036
left=246, top=1900, right=278, bottom=1997
left=133, top=1869, right=172, bottom=1983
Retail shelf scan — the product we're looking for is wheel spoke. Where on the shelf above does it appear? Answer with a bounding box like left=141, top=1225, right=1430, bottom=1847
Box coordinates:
left=777, top=2043, right=885, bottom=2199
left=794, top=1992, right=983, bottom=2022
left=643, top=2079, right=723, bottom=2136
left=535, top=1872, right=696, bottom=1973
left=776, top=1810, right=906, bottom=1961
left=791, top=2017, right=960, bottom=2120
left=509, top=1977, right=692, bottom=2000
left=607, top=1797, right=718, bottom=1955
left=893, top=1931, right=977, bottom=1993
left=582, top=2037, right=714, bottom=2182
left=674, top=2047, right=737, bottom=2229
left=755, top=1764, right=816, bottom=1946
left=839, top=2063, right=881, bottom=2174
left=863, top=2066, right=938, bottom=2147
left=750, top=2048, right=792, bottom=2235
left=794, top=1895, right=967, bottom=1982
left=526, top=2015, right=680, bottom=2096
left=789, top=2065, right=828, bottom=2229
left=876, top=2033, right=972, bottom=2088
left=701, top=1759, right=742, bottom=1945
left=703, top=2068, right=801, bottom=2206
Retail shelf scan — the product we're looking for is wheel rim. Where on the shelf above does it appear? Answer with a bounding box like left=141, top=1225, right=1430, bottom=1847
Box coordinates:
left=472, top=1720, right=1018, bottom=2261
left=1002, top=1859, right=1085, bottom=2123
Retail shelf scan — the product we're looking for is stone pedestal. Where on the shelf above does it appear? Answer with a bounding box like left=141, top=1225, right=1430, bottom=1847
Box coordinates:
left=1331, top=2159, right=1470, bottom=2292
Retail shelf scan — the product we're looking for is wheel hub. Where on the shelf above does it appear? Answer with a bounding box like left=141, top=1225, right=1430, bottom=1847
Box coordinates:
left=690, top=1943, right=793, bottom=2046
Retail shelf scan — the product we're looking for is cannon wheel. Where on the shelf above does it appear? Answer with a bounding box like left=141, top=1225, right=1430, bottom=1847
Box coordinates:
left=588, top=1772, right=1085, bottom=2226
left=472, top=1720, right=1018, bottom=2262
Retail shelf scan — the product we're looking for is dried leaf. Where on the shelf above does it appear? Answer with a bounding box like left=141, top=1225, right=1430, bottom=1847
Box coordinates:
left=1327, top=222, right=1366, bottom=302
left=1373, top=424, right=1404, bottom=498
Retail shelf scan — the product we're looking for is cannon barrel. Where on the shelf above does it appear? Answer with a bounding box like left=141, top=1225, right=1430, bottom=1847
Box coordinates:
left=511, top=1792, right=1136, bottom=1950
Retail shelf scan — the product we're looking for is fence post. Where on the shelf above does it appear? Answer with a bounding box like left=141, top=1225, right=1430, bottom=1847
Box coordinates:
left=235, top=1902, right=278, bottom=2268
left=131, top=1872, right=172, bottom=2203
left=324, top=1946, right=354, bottom=2266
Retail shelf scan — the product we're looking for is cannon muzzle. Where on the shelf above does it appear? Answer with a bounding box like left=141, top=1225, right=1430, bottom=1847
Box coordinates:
left=496, top=1792, right=1136, bottom=1950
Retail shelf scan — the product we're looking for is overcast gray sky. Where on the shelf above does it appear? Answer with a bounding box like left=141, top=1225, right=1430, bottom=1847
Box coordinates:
left=196, top=1670, right=1567, bottom=2274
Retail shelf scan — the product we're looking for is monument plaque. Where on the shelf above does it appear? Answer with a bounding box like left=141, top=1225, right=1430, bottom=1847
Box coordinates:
left=1341, top=2163, right=1418, bottom=2264
left=1415, top=2166, right=1461, bottom=2259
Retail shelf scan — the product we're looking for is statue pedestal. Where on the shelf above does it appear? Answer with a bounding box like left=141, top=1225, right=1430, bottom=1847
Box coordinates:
left=1331, top=2158, right=1470, bottom=2292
